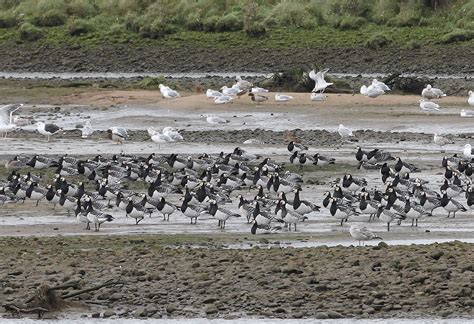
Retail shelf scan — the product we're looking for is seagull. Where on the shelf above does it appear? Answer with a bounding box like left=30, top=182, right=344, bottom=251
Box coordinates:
left=349, top=224, right=382, bottom=246
left=371, top=79, right=390, bottom=91
left=275, top=93, right=293, bottom=102
left=251, top=87, right=269, bottom=93
left=221, top=86, right=242, bottom=97
left=311, top=92, right=326, bottom=101
left=159, top=84, right=180, bottom=99
left=234, top=76, right=253, bottom=90
left=433, top=134, right=454, bottom=149
left=360, top=85, right=385, bottom=98
left=214, top=95, right=233, bottom=104
left=81, top=120, right=93, bottom=138
left=162, top=126, right=183, bottom=141
left=0, top=104, right=22, bottom=138
left=460, top=109, right=474, bottom=117
left=206, top=89, right=223, bottom=99
left=422, top=84, right=446, bottom=99
left=151, top=131, right=172, bottom=148
left=309, top=69, right=333, bottom=93
left=463, top=144, right=473, bottom=159
left=206, top=115, right=228, bottom=125
left=248, top=93, right=268, bottom=104
left=419, top=99, right=441, bottom=112
left=338, top=124, right=353, bottom=138
left=107, top=126, right=128, bottom=144
left=36, top=121, right=62, bottom=142
left=468, top=90, right=474, bottom=106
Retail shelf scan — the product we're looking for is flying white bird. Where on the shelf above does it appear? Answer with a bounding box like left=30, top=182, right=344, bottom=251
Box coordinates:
left=433, top=134, right=453, bottom=148
left=159, top=84, right=180, bottom=99
left=0, top=104, right=22, bottom=138
left=309, top=69, right=333, bottom=93
left=468, top=90, right=474, bottom=106
left=338, top=124, right=353, bottom=138
left=81, top=120, right=93, bottom=138
left=349, top=225, right=382, bottom=246
left=206, top=115, right=228, bottom=125
left=275, top=93, right=293, bottom=102
left=422, top=84, right=446, bottom=99
left=419, top=99, right=441, bottom=112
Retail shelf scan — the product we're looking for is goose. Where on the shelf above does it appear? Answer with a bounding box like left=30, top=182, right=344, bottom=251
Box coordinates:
left=270, top=175, right=300, bottom=194
left=394, top=157, right=420, bottom=174
left=74, top=200, right=90, bottom=230
left=26, top=155, right=59, bottom=169
left=329, top=198, right=359, bottom=226
left=313, top=153, right=335, bottom=166
left=45, top=185, right=61, bottom=208
left=275, top=93, right=293, bottom=102
left=422, top=84, right=446, bottom=99
left=25, top=182, right=47, bottom=206
left=167, top=153, right=187, bottom=169
left=58, top=189, right=78, bottom=216
left=355, top=147, right=379, bottom=162
left=376, top=204, right=405, bottom=232
left=208, top=200, right=240, bottom=229
left=275, top=201, right=307, bottom=231
left=419, top=191, right=442, bottom=214
left=159, top=84, right=180, bottom=99
left=250, top=220, right=282, bottom=235
left=287, top=141, right=307, bottom=153
left=36, top=122, right=62, bottom=142
left=402, top=196, right=431, bottom=227
left=291, top=189, right=320, bottom=215
left=107, top=127, right=128, bottom=144
left=238, top=194, right=254, bottom=223
left=440, top=179, right=463, bottom=198
left=125, top=200, right=146, bottom=224
left=349, top=225, right=382, bottom=246
left=156, top=197, right=176, bottom=221
left=358, top=192, right=379, bottom=221
left=84, top=199, right=114, bottom=231
left=440, top=191, right=466, bottom=218
left=309, top=69, right=333, bottom=93
left=180, top=199, right=207, bottom=224
left=252, top=201, right=283, bottom=225
left=342, top=174, right=367, bottom=193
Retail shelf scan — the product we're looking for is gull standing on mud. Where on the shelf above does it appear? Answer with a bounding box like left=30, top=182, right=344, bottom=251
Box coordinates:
left=214, top=95, right=233, bottom=104
left=0, top=103, right=22, bottom=138
left=107, top=126, right=128, bottom=144
left=433, top=134, right=454, bottom=149
left=275, top=93, right=293, bottom=102
left=159, top=84, right=180, bottom=99
left=309, top=69, right=333, bottom=93
left=81, top=120, right=93, bottom=138
left=206, top=89, right=223, bottom=99
left=419, top=99, right=441, bottom=112
left=206, top=115, right=228, bottom=125
left=36, top=121, right=62, bottom=142
left=349, top=224, right=382, bottom=246
left=338, top=124, right=353, bottom=138
left=234, top=76, right=253, bottom=90
left=360, top=84, right=385, bottom=98
left=422, top=84, right=446, bottom=99
left=468, top=90, right=474, bottom=106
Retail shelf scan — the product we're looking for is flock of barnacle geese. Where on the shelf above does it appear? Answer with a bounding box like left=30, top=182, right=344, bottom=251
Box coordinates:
left=0, top=141, right=473, bottom=237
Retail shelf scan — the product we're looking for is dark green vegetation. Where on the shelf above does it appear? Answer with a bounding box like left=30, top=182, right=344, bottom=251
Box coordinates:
left=0, top=0, right=473, bottom=46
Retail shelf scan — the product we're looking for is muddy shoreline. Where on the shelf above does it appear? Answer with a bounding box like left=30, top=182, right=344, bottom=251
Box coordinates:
left=0, top=236, right=472, bottom=320
left=1, top=42, right=473, bottom=75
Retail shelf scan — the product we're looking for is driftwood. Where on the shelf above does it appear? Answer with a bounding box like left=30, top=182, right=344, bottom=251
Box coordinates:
left=3, top=304, right=49, bottom=318
left=3, top=279, right=124, bottom=319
